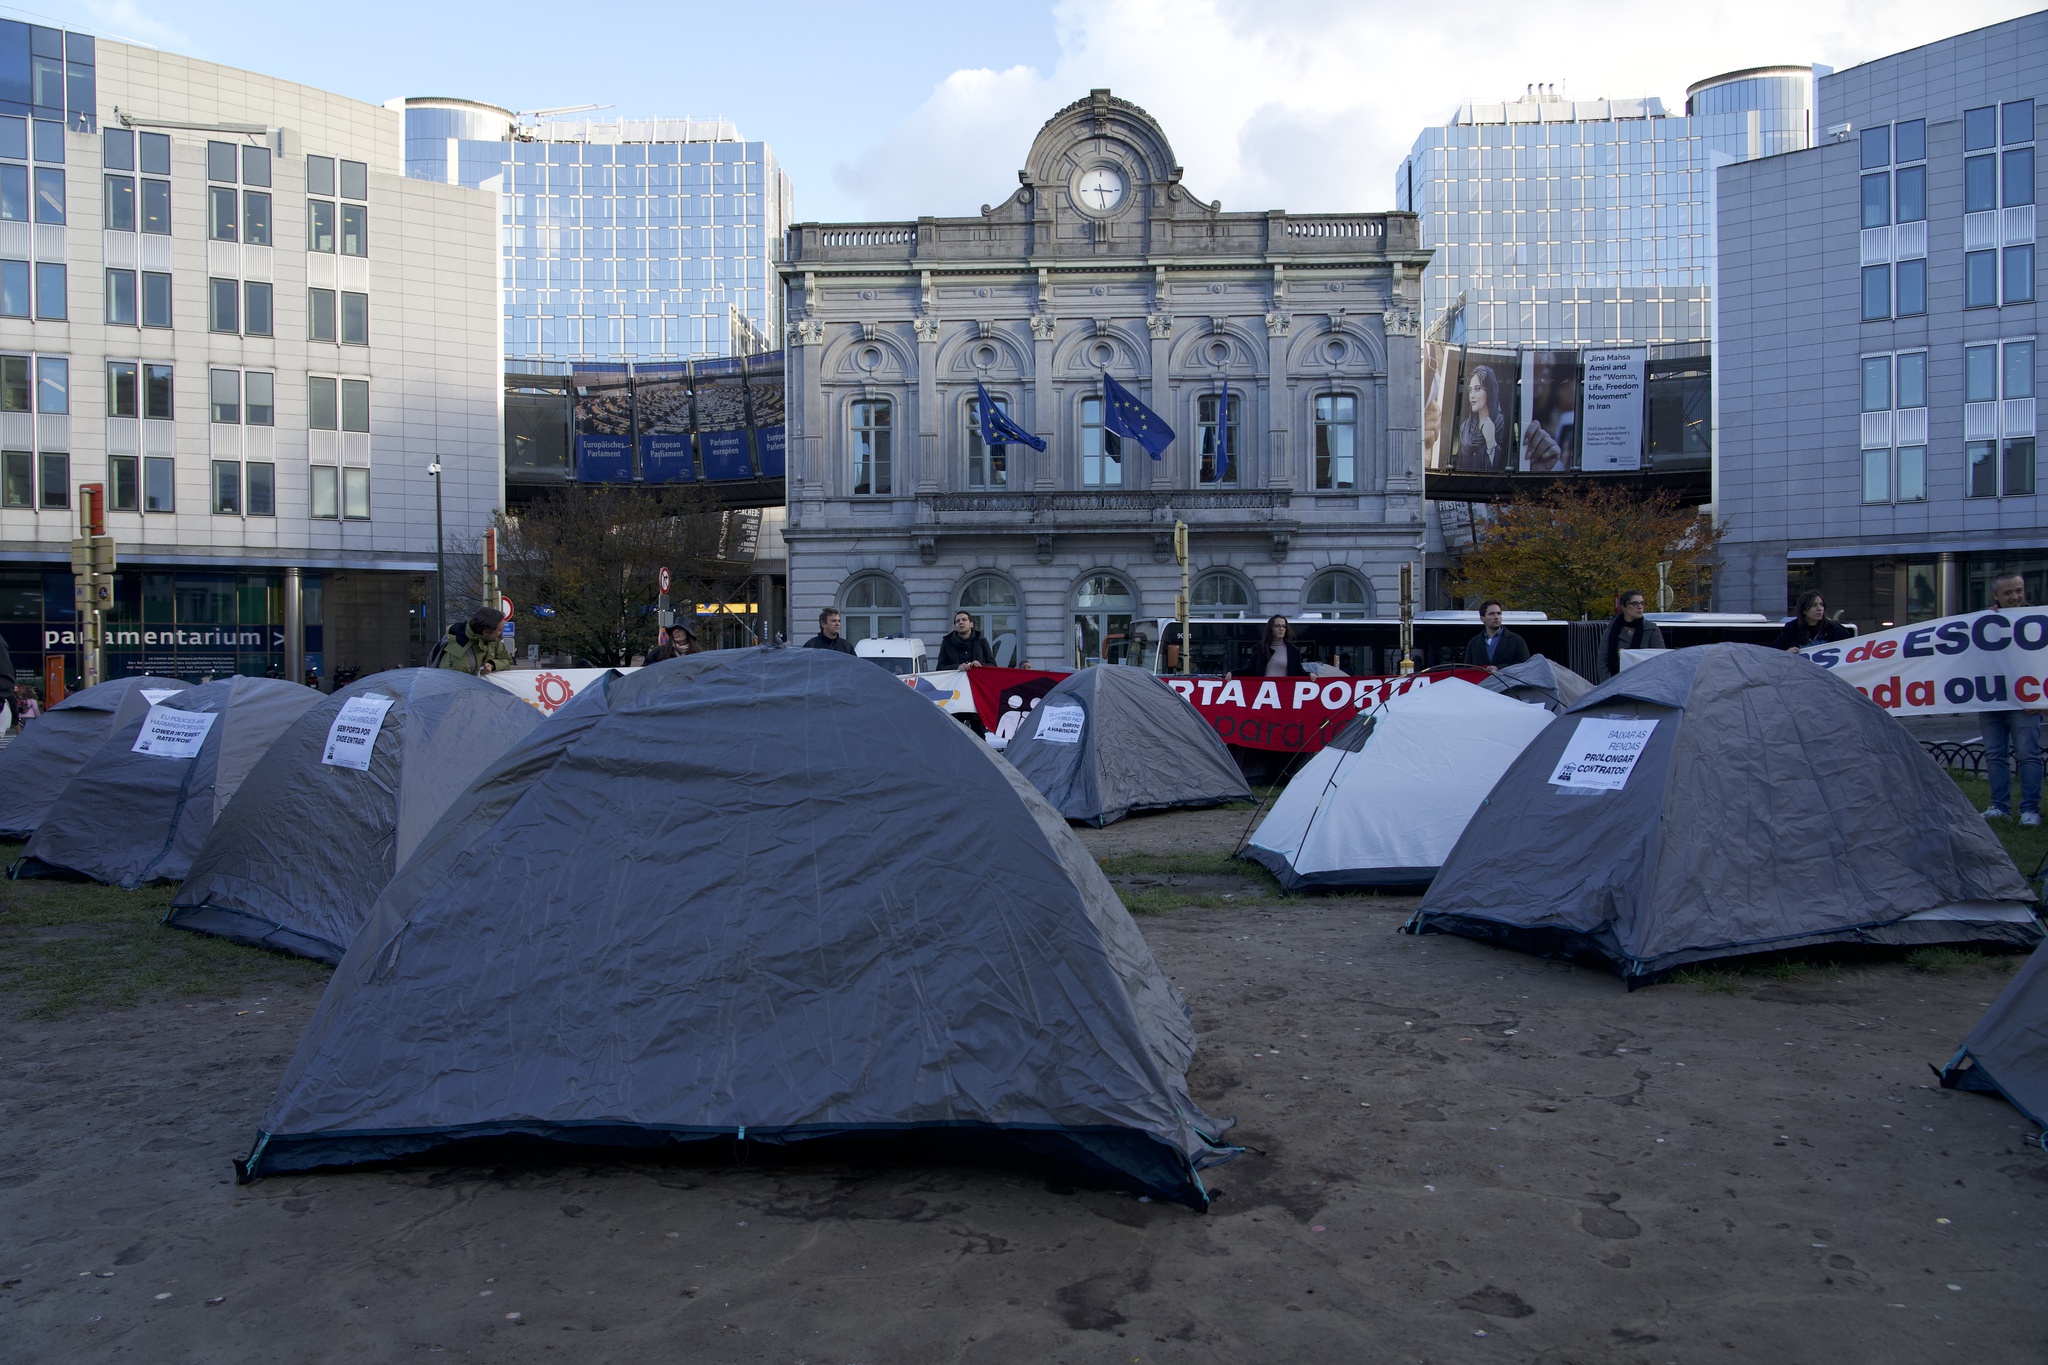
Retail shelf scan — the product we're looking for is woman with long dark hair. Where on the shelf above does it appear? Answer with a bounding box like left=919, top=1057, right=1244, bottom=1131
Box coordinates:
left=1770, top=591, right=1853, bottom=651
left=1456, top=365, right=1509, bottom=472
left=1249, top=614, right=1309, bottom=678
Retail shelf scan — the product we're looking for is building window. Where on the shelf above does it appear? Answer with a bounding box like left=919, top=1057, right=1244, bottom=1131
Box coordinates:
left=341, top=379, right=370, bottom=433
left=242, top=145, right=270, bottom=188
left=144, top=363, right=173, bottom=419
left=28, top=118, right=57, bottom=163
left=1863, top=351, right=1928, bottom=505
left=1966, top=252, right=1999, bottom=309
left=104, top=173, right=133, bottom=230
left=143, top=456, right=173, bottom=512
left=2006, top=147, right=2035, bottom=208
left=212, top=460, right=240, bottom=515
left=851, top=398, right=891, bottom=495
left=0, top=259, right=24, bottom=316
left=246, top=371, right=274, bottom=425
left=2006, top=245, right=2036, bottom=304
left=343, top=467, right=370, bottom=520
left=837, top=574, right=903, bottom=643
left=104, top=267, right=135, bottom=325
left=311, top=464, right=338, bottom=519
left=1966, top=340, right=2037, bottom=498
left=103, top=126, right=132, bottom=171
left=107, top=360, right=135, bottom=416
left=1192, top=570, right=1253, bottom=618
left=1072, top=573, right=1136, bottom=667
left=1860, top=125, right=1889, bottom=170
left=205, top=139, right=237, bottom=184
left=307, top=154, right=335, bottom=197
left=246, top=461, right=274, bottom=517
left=141, top=271, right=171, bottom=327
left=208, top=185, right=236, bottom=241
left=38, top=355, right=66, bottom=415
left=1898, top=445, right=1927, bottom=502
left=141, top=176, right=169, bottom=233
left=33, top=166, right=61, bottom=223
left=1860, top=264, right=1889, bottom=321
left=1894, top=164, right=1926, bottom=224
left=110, top=455, right=136, bottom=511
left=2007, top=99, right=2036, bottom=147
left=0, top=449, right=27, bottom=507
left=1197, top=391, right=1240, bottom=486
left=1898, top=351, right=1927, bottom=410
left=956, top=573, right=1022, bottom=666
left=1895, top=118, right=1926, bottom=165
left=1896, top=258, right=1927, bottom=316
left=208, top=277, right=238, bottom=332
left=340, top=203, right=367, bottom=257
left=38, top=451, right=66, bottom=509
left=0, top=164, right=21, bottom=220
left=1965, top=155, right=1997, bottom=213
left=1860, top=172, right=1889, bottom=229
left=1079, top=394, right=1123, bottom=488
left=1860, top=356, right=1890, bottom=412
left=1966, top=106, right=1998, bottom=152
left=1860, top=447, right=1891, bottom=503
left=243, top=190, right=271, bottom=245
left=210, top=369, right=239, bottom=424
left=307, top=200, right=335, bottom=253
left=1305, top=569, right=1372, bottom=619
left=309, top=376, right=337, bottom=430
left=1314, top=393, right=1356, bottom=489
left=308, top=288, right=335, bottom=342
left=340, top=290, right=368, bottom=345
left=0, top=353, right=25, bottom=413
left=244, top=281, right=273, bottom=337
left=2006, top=437, right=2037, bottom=497
left=33, top=262, right=63, bottom=320
left=339, top=159, right=368, bottom=201
left=966, top=391, right=1009, bottom=490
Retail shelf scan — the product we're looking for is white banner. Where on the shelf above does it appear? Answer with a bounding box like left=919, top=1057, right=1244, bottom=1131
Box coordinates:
left=1802, top=609, right=2048, bottom=715
left=486, top=667, right=630, bottom=716
left=321, top=695, right=395, bottom=771
left=1035, top=705, right=1087, bottom=744
left=133, top=706, right=217, bottom=759
left=1579, top=347, right=1646, bottom=472
left=1549, top=717, right=1658, bottom=791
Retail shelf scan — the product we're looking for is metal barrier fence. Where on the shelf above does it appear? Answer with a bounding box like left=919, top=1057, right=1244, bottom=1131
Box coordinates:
left=1924, top=740, right=1986, bottom=775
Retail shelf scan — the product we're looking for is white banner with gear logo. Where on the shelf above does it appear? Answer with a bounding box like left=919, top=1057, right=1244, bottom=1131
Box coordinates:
left=1800, top=609, right=2048, bottom=715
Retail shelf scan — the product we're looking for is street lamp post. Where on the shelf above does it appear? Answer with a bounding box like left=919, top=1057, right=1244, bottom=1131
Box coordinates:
left=428, top=461, right=445, bottom=643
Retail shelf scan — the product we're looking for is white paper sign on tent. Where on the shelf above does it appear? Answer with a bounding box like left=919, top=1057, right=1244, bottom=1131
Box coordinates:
left=132, top=706, right=217, bottom=759
left=1548, top=717, right=1658, bottom=791
left=321, top=695, right=396, bottom=771
left=139, top=687, right=182, bottom=705
left=1035, top=705, right=1087, bottom=745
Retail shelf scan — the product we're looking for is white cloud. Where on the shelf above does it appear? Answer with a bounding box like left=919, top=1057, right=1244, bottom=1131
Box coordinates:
left=828, top=0, right=2043, bottom=221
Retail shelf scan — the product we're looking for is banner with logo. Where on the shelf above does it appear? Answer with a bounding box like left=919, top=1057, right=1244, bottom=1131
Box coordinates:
left=636, top=362, right=695, bottom=484
left=487, top=667, right=627, bottom=717
left=1801, top=609, right=2048, bottom=715
left=573, top=364, right=633, bottom=482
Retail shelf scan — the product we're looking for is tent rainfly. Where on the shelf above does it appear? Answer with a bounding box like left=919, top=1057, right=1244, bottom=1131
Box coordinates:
left=1004, top=665, right=1250, bottom=826
left=1940, top=941, right=2048, bottom=1135
left=167, top=669, right=544, bottom=963
left=13, top=676, right=320, bottom=887
left=1243, top=678, right=1554, bottom=889
left=1479, top=654, right=1592, bottom=714
left=238, top=648, right=1235, bottom=1207
left=1406, top=645, right=2042, bottom=984
left=0, top=676, right=191, bottom=839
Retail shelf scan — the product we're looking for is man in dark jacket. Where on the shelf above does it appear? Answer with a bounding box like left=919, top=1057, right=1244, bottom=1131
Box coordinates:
left=1463, top=600, right=1531, bottom=672
left=1601, top=589, right=1665, bottom=678
left=802, top=608, right=856, bottom=655
left=936, top=611, right=995, bottom=670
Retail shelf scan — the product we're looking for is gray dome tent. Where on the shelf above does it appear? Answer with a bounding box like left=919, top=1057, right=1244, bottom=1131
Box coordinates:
left=238, top=649, right=1234, bottom=1207
left=1407, top=645, right=2041, bottom=984
left=1479, top=654, right=1592, bottom=714
left=1004, top=665, right=1250, bottom=827
left=14, top=676, right=320, bottom=887
left=1940, top=941, right=2048, bottom=1133
left=0, top=675, right=191, bottom=839
left=167, top=669, right=543, bottom=963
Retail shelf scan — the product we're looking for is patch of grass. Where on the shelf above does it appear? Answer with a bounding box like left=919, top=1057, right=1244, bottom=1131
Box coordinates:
left=0, top=840, right=327, bottom=1019
left=1096, top=851, right=1247, bottom=878
left=1116, top=888, right=1255, bottom=916
left=1906, top=946, right=1997, bottom=974
left=1950, top=771, right=2048, bottom=879
left=1669, top=967, right=1747, bottom=995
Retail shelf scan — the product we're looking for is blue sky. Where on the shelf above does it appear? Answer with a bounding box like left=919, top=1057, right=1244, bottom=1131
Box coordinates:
left=14, top=0, right=2043, bottom=222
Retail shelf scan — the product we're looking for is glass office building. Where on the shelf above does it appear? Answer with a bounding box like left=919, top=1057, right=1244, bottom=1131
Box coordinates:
left=402, top=100, right=792, bottom=367
left=1395, top=69, right=1813, bottom=347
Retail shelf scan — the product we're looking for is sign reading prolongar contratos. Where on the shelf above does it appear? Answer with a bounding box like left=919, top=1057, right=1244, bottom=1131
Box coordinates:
left=321, top=695, right=396, bottom=771
left=1549, top=717, right=1659, bottom=791
left=132, top=705, right=217, bottom=760
left=1034, top=704, right=1087, bottom=745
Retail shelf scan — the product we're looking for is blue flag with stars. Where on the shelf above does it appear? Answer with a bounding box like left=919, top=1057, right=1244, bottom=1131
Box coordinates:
left=1215, top=388, right=1231, bottom=482
left=975, top=381, right=1046, bottom=453
left=1102, top=372, right=1175, bottom=459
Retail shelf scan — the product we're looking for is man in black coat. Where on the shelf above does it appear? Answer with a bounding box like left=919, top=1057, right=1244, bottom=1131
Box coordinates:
left=801, top=608, right=857, bottom=655
left=1463, top=600, right=1531, bottom=672
left=1601, top=589, right=1665, bottom=679
left=936, top=611, right=995, bottom=670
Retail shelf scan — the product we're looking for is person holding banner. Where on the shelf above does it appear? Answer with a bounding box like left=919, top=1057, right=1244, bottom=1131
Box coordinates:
left=1982, top=571, right=2043, bottom=826
left=436, top=609, right=514, bottom=678
left=937, top=611, right=995, bottom=670
left=1249, top=616, right=1310, bottom=678
left=1600, top=590, right=1664, bottom=680
left=1463, top=601, right=1531, bottom=672
left=1771, top=592, right=1854, bottom=652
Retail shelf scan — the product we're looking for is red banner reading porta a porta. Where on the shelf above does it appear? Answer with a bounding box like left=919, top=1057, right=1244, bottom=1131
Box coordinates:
left=967, top=666, right=1489, bottom=754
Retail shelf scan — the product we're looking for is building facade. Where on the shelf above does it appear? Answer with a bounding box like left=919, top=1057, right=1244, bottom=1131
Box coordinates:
left=401, top=101, right=791, bottom=369
left=781, top=91, right=1429, bottom=669
left=0, top=29, right=501, bottom=690
left=1716, top=14, right=2048, bottom=628
left=1396, top=70, right=1812, bottom=348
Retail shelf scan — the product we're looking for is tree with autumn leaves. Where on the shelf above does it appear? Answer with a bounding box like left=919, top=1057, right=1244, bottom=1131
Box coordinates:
left=1451, top=484, right=1727, bottom=621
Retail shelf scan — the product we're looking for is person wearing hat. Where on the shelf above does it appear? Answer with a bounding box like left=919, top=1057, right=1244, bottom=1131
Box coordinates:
left=646, top=624, right=699, bottom=664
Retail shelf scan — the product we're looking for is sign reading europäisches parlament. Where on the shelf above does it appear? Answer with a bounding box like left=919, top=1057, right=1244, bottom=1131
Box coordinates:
left=1549, top=717, right=1658, bottom=791
left=321, top=695, right=395, bottom=771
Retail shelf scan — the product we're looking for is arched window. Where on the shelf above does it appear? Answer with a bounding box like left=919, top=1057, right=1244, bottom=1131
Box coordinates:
left=1314, top=393, right=1357, bottom=490
left=1072, top=573, right=1138, bottom=668
left=1191, top=570, right=1253, bottom=618
left=956, top=573, right=1022, bottom=666
left=838, top=574, right=904, bottom=642
left=851, top=399, right=892, bottom=496
left=1304, top=569, right=1373, bottom=619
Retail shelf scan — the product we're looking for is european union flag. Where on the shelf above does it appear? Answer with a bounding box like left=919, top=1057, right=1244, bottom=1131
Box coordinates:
left=1102, top=372, right=1175, bottom=459
left=1215, top=388, right=1231, bottom=482
left=975, top=381, right=1046, bottom=453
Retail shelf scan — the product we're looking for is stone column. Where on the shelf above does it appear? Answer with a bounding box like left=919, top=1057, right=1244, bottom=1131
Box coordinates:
left=1265, top=307, right=1292, bottom=491
left=915, top=315, right=941, bottom=494
left=1032, top=312, right=1056, bottom=488
left=1146, top=311, right=1173, bottom=491
left=1381, top=267, right=1423, bottom=505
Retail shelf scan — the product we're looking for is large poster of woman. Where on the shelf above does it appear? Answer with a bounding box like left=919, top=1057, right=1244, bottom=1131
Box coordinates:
left=1451, top=349, right=1518, bottom=473
left=1518, top=350, right=1578, bottom=473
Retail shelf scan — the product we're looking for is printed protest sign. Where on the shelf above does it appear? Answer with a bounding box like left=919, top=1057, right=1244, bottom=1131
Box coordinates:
left=1802, top=609, right=2048, bottom=715
left=1549, top=717, right=1658, bottom=791
left=1035, top=705, right=1087, bottom=744
left=132, top=705, right=216, bottom=759
left=321, top=695, right=396, bottom=771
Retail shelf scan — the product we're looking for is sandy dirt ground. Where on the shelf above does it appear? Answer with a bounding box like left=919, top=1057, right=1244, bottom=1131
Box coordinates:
left=4, top=807, right=2046, bottom=1364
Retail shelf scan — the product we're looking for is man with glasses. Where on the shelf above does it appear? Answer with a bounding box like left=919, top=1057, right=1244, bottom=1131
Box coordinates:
left=1982, top=571, right=2042, bottom=827
left=1601, top=589, right=1664, bottom=680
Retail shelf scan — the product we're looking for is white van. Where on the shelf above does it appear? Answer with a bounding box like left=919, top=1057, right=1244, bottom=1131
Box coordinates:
left=854, top=637, right=929, bottom=677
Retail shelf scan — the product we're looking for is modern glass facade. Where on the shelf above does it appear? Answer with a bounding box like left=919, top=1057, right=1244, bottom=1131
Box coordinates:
left=1395, top=70, right=1813, bottom=347
left=403, top=101, right=792, bottom=367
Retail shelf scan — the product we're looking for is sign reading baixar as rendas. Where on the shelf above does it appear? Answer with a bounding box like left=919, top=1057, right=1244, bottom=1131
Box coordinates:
left=1802, top=609, right=2048, bottom=715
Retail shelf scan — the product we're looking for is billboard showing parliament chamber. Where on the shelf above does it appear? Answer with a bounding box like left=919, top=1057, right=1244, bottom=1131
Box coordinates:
left=569, top=351, right=787, bottom=485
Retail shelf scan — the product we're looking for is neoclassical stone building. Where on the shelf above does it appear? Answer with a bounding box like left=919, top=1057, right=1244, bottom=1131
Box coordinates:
left=781, top=91, right=1430, bottom=668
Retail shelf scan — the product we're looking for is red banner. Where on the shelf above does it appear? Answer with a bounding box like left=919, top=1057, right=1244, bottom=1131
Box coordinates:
left=966, top=666, right=1491, bottom=753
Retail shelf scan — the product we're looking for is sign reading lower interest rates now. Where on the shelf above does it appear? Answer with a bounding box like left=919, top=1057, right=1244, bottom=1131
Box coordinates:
left=132, top=706, right=216, bottom=759
left=322, top=695, right=396, bottom=771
